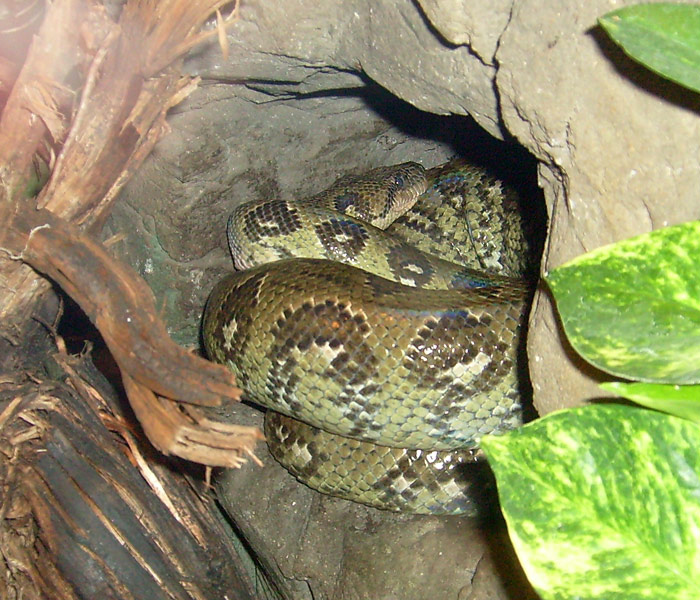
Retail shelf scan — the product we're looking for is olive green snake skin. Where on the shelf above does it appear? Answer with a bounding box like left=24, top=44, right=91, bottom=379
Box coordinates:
left=203, top=160, right=534, bottom=515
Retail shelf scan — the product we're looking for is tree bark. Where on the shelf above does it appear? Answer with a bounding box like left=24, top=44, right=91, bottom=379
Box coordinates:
left=0, top=1, right=265, bottom=597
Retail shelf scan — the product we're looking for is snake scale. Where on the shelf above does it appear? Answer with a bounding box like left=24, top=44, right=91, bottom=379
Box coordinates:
left=203, top=159, right=535, bottom=515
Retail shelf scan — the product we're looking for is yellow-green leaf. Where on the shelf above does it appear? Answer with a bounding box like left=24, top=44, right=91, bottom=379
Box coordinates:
left=602, top=381, right=700, bottom=422
left=546, top=221, right=700, bottom=383
left=482, top=404, right=700, bottom=600
left=600, top=3, right=700, bottom=94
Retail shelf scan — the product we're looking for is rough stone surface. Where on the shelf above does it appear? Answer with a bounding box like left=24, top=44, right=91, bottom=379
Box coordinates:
left=496, top=0, right=700, bottom=414
left=417, top=0, right=512, bottom=62
left=108, top=0, right=700, bottom=596
left=188, top=0, right=505, bottom=137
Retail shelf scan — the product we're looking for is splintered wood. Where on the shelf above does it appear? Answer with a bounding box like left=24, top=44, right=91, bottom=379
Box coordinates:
left=0, top=0, right=259, bottom=469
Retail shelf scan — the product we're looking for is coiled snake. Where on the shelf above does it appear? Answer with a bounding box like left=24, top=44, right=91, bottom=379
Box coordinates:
left=203, top=160, right=534, bottom=515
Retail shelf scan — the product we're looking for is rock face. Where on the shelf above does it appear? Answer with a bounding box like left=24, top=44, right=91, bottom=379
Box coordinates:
left=110, top=0, right=700, bottom=597
left=497, top=0, right=700, bottom=412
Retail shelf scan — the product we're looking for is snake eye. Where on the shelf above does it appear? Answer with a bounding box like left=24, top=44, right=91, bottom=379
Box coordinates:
left=393, top=174, right=405, bottom=188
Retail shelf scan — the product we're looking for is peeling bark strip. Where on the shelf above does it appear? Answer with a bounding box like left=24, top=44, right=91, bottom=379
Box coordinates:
left=13, top=209, right=262, bottom=467
left=0, top=0, right=260, bottom=595
left=18, top=211, right=238, bottom=407
left=0, top=0, right=258, bottom=466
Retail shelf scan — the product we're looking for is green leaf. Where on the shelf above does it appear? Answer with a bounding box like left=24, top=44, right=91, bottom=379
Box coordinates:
left=481, top=404, right=700, bottom=600
left=546, top=221, right=700, bottom=384
left=600, top=3, right=700, bottom=94
left=602, top=381, right=700, bottom=423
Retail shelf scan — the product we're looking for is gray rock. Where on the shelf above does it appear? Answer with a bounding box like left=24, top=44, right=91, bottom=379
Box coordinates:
left=417, top=0, right=512, bottom=62
left=497, top=0, right=700, bottom=415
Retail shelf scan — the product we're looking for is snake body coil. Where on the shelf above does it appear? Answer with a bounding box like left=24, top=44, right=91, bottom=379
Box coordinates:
left=203, top=160, right=533, bottom=514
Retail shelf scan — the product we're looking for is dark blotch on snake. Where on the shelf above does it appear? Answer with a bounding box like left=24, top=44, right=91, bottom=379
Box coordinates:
left=334, top=192, right=360, bottom=213
left=314, top=218, right=369, bottom=261
left=386, top=244, right=435, bottom=287
left=243, top=200, right=303, bottom=239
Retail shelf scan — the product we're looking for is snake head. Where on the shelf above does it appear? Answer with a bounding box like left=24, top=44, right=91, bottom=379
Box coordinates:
left=329, top=161, right=428, bottom=229
left=383, top=161, right=429, bottom=218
